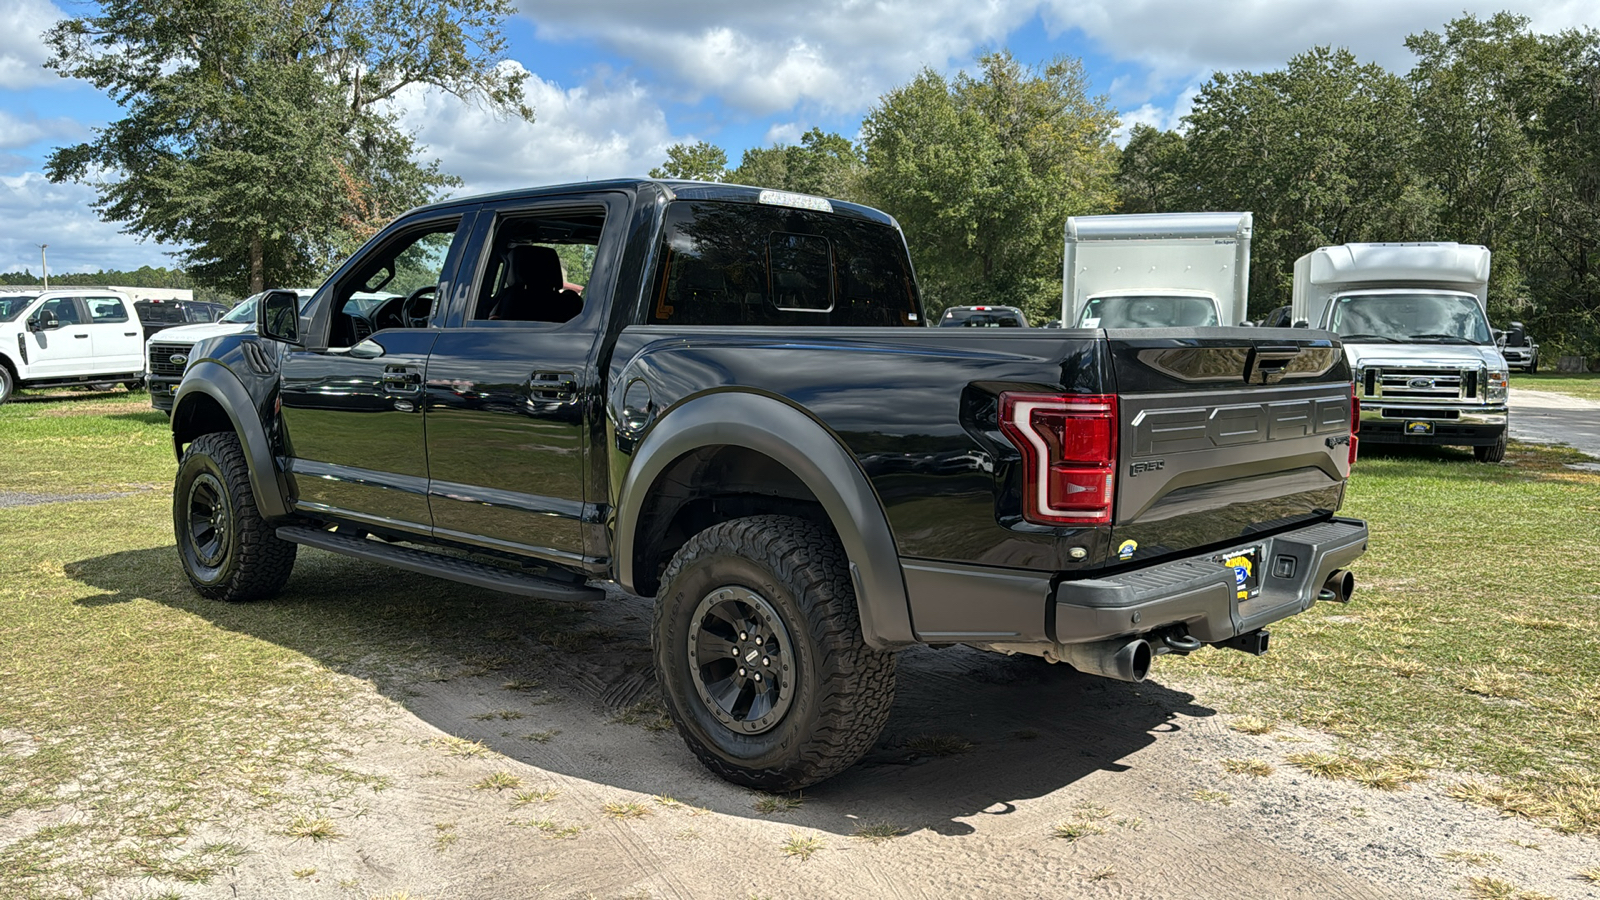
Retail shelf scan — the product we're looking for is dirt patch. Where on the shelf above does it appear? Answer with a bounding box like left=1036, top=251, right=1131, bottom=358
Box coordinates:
left=20, top=573, right=1592, bottom=900
left=0, top=487, right=158, bottom=508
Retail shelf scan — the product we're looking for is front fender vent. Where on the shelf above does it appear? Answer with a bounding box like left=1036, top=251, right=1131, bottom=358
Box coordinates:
left=16, top=334, right=26, bottom=365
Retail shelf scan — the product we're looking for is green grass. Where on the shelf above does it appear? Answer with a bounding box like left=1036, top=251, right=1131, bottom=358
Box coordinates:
left=0, top=396, right=593, bottom=897
left=1512, top=371, right=1600, bottom=401
left=1169, top=441, right=1600, bottom=832
left=0, top=389, right=172, bottom=494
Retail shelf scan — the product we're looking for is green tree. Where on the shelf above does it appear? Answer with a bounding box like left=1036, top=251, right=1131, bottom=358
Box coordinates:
left=1407, top=13, right=1600, bottom=352
left=44, top=0, right=530, bottom=295
left=728, top=128, right=865, bottom=200
left=649, top=141, right=728, bottom=181
left=1114, top=124, right=1191, bottom=214
left=861, top=51, right=1119, bottom=322
left=1180, top=46, right=1436, bottom=312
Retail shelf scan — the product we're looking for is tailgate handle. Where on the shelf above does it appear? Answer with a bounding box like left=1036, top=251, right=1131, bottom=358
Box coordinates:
left=1245, top=346, right=1301, bottom=384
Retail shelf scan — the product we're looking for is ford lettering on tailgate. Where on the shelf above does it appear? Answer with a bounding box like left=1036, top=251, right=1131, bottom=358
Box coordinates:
left=1130, top=397, right=1350, bottom=456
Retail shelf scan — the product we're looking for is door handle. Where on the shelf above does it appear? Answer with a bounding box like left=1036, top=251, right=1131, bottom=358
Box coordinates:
left=529, top=371, right=578, bottom=402
left=75, top=333, right=90, bottom=339
left=382, top=365, right=422, bottom=393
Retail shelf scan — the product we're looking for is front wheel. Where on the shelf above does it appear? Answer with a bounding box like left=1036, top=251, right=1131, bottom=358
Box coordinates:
left=1474, top=431, right=1507, bottom=463
left=174, top=431, right=297, bottom=601
left=653, top=515, right=896, bottom=790
left=0, top=366, right=13, bottom=404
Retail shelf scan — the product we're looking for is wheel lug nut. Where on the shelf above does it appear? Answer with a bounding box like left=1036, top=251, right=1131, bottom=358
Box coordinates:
left=762, top=657, right=769, bottom=666
left=740, top=632, right=748, bottom=640
left=753, top=673, right=762, bottom=682
left=739, top=667, right=746, bottom=676
left=755, top=637, right=763, bottom=645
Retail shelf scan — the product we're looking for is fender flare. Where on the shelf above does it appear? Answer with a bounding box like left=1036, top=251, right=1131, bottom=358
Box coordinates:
left=172, top=360, right=291, bottom=520
left=614, top=391, right=914, bottom=649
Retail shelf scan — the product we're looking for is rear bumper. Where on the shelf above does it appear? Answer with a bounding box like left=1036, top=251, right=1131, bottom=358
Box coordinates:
left=902, top=517, right=1369, bottom=648
left=1359, top=405, right=1505, bottom=446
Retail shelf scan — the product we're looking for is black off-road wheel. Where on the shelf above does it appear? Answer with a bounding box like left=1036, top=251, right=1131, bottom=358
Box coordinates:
left=174, top=431, right=297, bottom=601
left=1474, top=430, right=1507, bottom=463
left=653, top=515, right=896, bottom=790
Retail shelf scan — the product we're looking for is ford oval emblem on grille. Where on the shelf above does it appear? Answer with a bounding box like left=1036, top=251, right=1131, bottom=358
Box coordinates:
left=170, top=353, right=188, bottom=366
left=1407, top=377, right=1434, bottom=389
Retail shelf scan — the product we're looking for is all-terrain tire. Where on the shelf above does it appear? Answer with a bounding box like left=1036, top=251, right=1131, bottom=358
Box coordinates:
left=653, top=515, right=897, bottom=790
left=1474, top=430, right=1507, bottom=463
left=174, top=431, right=297, bottom=601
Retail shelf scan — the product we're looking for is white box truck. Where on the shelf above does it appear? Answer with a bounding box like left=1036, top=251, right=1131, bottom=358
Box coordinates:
left=1062, top=212, right=1252, bottom=328
left=1291, top=242, right=1509, bottom=462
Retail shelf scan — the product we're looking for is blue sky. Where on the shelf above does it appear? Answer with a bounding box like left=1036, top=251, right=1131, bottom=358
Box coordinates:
left=1, top=0, right=1594, bottom=280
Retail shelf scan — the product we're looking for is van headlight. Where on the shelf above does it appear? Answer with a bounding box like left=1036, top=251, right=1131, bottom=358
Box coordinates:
left=1486, top=368, right=1508, bottom=403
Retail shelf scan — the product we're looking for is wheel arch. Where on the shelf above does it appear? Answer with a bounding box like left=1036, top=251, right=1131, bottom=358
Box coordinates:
left=614, top=391, right=914, bottom=650
left=171, top=361, right=290, bottom=519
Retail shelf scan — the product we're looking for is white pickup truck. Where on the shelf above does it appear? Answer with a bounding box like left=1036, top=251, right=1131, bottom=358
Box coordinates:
left=0, top=288, right=146, bottom=404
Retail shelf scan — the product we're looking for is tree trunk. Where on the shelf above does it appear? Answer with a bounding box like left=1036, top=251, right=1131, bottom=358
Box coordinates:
left=250, top=236, right=265, bottom=295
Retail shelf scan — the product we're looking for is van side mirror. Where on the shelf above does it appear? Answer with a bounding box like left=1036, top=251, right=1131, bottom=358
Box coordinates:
left=256, top=290, right=302, bottom=346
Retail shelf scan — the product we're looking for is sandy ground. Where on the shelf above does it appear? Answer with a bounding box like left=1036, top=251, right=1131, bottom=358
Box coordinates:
left=138, top=576, right=1599, bottom=900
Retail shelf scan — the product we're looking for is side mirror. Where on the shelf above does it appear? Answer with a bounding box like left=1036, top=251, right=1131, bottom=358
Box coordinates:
left=256, top=290, right=302, bottom=346
left=28, top=310, right=61, bottom=332
left=1292, top=319, right=1310, bottom=328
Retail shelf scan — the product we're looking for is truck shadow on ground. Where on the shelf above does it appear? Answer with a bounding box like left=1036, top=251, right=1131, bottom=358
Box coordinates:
left=66, top=544, right=1216, bottom=838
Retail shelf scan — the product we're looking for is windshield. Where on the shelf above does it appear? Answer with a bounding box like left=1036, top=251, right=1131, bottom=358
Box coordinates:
left=0, top=294, right=37, bottom=322
left=1079, top=294, right=1219, bottom=328
left=1329, top=292, right=1491, bottom=345
left=220, top=292, right=314, bottom=324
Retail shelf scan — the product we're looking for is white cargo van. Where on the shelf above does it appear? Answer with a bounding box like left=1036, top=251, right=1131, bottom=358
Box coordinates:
left=0, top=288, right=146, bottom=403
left=1063, top=212, right=1252, bottom=328
left=1291, top=242, right=1509, bottom=461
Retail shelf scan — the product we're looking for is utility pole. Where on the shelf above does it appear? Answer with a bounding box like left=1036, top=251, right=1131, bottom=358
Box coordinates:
left=39, top=244, right=48, bottom=290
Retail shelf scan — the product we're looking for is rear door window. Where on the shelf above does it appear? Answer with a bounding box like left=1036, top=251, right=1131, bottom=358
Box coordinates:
left=86, top=297, right=130, bottom=323
left=647, top=200, right=920, bottom=327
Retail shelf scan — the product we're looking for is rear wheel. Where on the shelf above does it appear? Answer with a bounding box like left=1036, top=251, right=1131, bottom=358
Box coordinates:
left=174, top=432, right=297, bottom=601
left=653, top=515, right=896, bottom=790
left=1474, top=430, right=1507, bottom=463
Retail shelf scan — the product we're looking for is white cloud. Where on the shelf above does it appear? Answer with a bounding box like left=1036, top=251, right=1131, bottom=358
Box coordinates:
left=1040, top=0, right=1599, bottom=83
left=1111, top=84, right=1200, bottom=142
left=516, top=0, right=1036, bottom=114
left=0, top=172, right=180, bottom=275
left=397, top=64, right=687, bottom=196
left=0, top=109, right=84, bottom=150
left=762, top=122, right=803, bottom=147
left=0, top=0, right=64, bottom=90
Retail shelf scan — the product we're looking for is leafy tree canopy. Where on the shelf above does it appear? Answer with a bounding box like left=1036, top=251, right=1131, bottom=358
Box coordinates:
left=649, top=141, right=728, bottom=182
left=861, top=51, right=1119, bottom=322
left=44, top=0, right=531, bottom=296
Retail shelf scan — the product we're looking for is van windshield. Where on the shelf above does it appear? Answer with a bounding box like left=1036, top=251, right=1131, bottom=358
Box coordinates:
left=0, top=294, right=37, bottom=322
left=1079, top=294, right=1218, bottom=328
left=1330, top=292, right=1492, bottom=345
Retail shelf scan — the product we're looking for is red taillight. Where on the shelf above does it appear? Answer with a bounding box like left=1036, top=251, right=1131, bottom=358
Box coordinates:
left=999, top=392, right=1117, bottom=526
left=1349, top=381, right=1360, bottom=467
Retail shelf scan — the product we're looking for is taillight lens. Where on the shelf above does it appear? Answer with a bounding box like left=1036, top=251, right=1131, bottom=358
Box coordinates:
left=999, top=392, right=1117, bottom=525
left=1349, top=381, right=1360, bottom=467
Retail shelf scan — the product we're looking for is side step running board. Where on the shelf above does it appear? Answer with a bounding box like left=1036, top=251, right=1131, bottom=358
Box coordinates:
left=276, top=525, right=605, bottom=602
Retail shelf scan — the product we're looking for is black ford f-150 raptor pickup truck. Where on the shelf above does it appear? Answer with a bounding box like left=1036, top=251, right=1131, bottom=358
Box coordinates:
left=168, top=179, right=1368, bottom=789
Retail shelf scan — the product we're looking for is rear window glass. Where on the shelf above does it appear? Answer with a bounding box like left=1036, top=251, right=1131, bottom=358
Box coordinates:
left=647, top=201, right=921, bottom=327
left=87, top=297, right=129, bottom=323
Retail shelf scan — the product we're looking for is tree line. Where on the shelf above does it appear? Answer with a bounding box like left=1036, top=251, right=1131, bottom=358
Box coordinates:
left=657, top=13, right=1599, bottom=355
left=0, top=266, right=229, bottom=304
left=46, top=5, right=1597, bottom=354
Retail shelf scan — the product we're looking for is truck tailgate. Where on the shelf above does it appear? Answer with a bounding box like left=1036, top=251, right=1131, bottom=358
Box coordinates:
left=1107, top=328, right=1354, bottom=564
